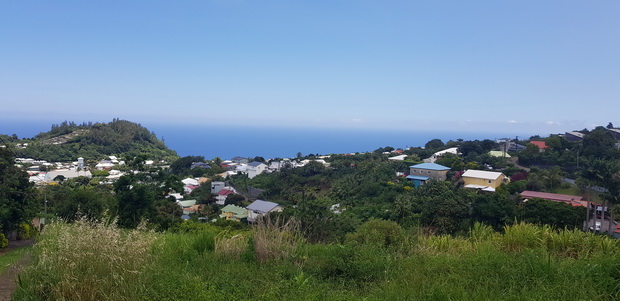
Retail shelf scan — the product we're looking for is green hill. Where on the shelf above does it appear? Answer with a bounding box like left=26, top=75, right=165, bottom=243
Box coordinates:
left=3, top=119, right=178, bottom=162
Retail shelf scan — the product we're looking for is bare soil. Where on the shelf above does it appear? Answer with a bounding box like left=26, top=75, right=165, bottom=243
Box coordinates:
left=0, top=239, right=35, bottom=301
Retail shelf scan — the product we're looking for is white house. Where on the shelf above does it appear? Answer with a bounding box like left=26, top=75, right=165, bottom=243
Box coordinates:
left=423, top=147, right=459, bottom=163
left=182, top=178, right=199, bottom=186
left=246, top=200, right=284, bottom=222
left=247, top=161, right=267, bottom=179
left=44, top=169, right=92, bottom=183
left=388, top=154, right=407, bottom=161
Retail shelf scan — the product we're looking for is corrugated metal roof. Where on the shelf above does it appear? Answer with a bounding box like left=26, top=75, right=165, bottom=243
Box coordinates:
left=247, top=200, right=279, bottom=213
left=462, top=170, right=504, bottom=180
left=520, top=191, right=582, bottom=202
left=409, top=163, right=450, bottom=171
left=406, top=175, right=430, bottom=180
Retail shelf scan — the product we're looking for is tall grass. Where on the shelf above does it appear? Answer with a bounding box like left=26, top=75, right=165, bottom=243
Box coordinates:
left=253, top=217, right=301, bottom=263
left=14, top=220, right=620, bottom=300
left=14, top=219, right=157, bottom=301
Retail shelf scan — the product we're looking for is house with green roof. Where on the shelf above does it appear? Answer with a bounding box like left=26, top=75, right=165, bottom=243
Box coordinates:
left=220, top=205, right=248, bottom=222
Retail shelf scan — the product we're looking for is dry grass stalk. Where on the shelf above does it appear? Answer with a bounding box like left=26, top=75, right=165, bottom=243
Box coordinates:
left=253, top=216, right=300, bottom=263
left=20, top=217, right=157, bottom=301
left=214, top=232, right=248, bottom=260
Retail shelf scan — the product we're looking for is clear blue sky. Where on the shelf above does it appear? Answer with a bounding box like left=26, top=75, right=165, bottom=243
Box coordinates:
left=1, top=1, right=619, bottom=134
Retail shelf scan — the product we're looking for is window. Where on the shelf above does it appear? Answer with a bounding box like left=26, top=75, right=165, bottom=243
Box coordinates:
left=488, top=180, right=492, bottom=184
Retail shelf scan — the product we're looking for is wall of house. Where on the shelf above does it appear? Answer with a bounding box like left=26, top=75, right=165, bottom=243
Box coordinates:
left=409, top=168, right=448, bottom=181
left=463, top=174, right=507, bottom=188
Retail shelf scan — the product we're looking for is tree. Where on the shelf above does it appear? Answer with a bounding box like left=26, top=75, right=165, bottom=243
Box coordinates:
left=582, top=127, right=617, bottom=158
left=424, top=139, right=444, bottom=150
left=0, top=149, right=38, bottom=236
left=607, top=122, right=614, bottom=129
left=521, top=199, right=586, bottom=229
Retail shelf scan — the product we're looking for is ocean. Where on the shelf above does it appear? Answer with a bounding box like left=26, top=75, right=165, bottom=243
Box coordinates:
left=0, top=120, right=526, bottom=160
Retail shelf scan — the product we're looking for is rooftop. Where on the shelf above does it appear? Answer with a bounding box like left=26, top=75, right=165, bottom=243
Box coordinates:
left=462, top=170, right=504, bottom=180
left=247, top=200, right=280, bottom=213
left=409, top=163, right=450, bottom=171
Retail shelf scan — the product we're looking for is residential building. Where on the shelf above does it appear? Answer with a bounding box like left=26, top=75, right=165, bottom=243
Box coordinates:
left=211, top=181, right=226, bottom=194
left=246, top=200, right=283, bottom=222
left=406, top=163, right=450, bottom=187
left=182, top=178, right=199, bottom=186
left=462, top=170, right=508, bottom=192
left=247, top=161, right=267, bottom=179
left=388, top=154, right=407, bottom=161
left=529, top=141, right=548, bottom=152
left=219, top=205, right=248, bottom=222
left=215, top=188, right=236, bottom=205
left=488, top=150, right=511, bottom=158
left=564, top=131, right=584, bottom=142
left=520, top=190, right=586, bottom=207
left=44, top=169, right=92, bottom=183
left=423, top=147, right=459, bottom=163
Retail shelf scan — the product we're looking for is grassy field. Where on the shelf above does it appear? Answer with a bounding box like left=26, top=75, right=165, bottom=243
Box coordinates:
left=13, top=220, right=620, bottom=300
left=0, top=247, right=31, bottom=274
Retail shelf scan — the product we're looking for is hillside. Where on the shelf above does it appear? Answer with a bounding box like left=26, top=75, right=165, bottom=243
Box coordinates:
left=3, top=119, right=178, bottom=162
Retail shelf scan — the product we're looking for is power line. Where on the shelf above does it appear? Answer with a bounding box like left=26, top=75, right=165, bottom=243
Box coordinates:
left=0, top=135, right=19, bottom=158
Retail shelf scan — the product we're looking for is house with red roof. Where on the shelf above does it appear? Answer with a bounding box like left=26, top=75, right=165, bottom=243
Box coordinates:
left=520, top=190, right=587, bottom=207
left=529, top=141, right=548, bottom=152
left=216, top=188, right=236, bottom=205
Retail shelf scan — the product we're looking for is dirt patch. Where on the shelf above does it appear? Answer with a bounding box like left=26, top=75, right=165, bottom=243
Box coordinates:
left=0, top=239, right=35, bottom=257
left=0, top=240, right=35, bottom=301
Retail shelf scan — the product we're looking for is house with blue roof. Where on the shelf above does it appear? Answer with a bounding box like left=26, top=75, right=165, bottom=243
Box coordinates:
left=407, top=163, right=450, bottom=187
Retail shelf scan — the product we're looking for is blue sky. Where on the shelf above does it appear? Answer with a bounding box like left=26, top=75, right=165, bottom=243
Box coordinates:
left=1, top=1, right=619, bottom=134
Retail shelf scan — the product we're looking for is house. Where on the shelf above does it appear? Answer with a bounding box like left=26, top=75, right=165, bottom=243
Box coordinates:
left=190, top=162, right=211, bottom=169
left=519, top=190, right=587, bottom=207
left=607, top=128, right=620, bottom=140
left=44, top=169, right=92, bottom=183
left=231, top=156, right=249, bottom=164
left=247, top=161, right=267, bottom=179
left=184, top=185, right=199, bottom=194
left=388, top=154, right=407, bottom=161
left=211, top=181, right=226, bottom=194
left=215, top=188, right=236, bottom=205
left=564, top=131, right=584, bottom=142
left=182, top=178, right=199, bottom=186
left=219, top=205, right=248, bottom=222
left=529, top=141, right=548, bottom=151
left=246, top=200, right=284, bottom=222
left=177, top=199, right=197, bottom=209
left=462, top=170, right=508, bottom=192
left=423, top=147, right=459, bottom=163
left=406, top=163, right=450, bottom=187
left=488, top=150, right=511, bottom=158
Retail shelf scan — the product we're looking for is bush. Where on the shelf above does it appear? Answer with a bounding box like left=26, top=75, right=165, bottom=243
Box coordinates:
left=0, top=233, right=8, bottom=248
left=18, top=223, right=37, bottom=240
left=345, top=219, right=404, bottom=249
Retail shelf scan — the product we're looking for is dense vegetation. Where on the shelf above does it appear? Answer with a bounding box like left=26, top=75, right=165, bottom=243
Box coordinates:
left=4, top=122, right=620, bottom=300
left=13, top=220, right=620, bottom=300
left=5, top=119, right=177, bottom=162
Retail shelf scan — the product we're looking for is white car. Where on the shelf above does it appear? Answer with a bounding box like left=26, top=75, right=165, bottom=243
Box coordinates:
left=590, top=222, right=602, bottom=231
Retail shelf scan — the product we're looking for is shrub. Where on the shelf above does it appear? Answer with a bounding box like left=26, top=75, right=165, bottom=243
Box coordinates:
left=18, top=223, right=37, bottom=240
left=345, top=219, right=404, bottom=249
left=0, top=233, right=7, bottom=248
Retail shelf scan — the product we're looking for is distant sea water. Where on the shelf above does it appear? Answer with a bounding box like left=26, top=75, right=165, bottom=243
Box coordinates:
left=0, top=120, right=525, bottom=160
